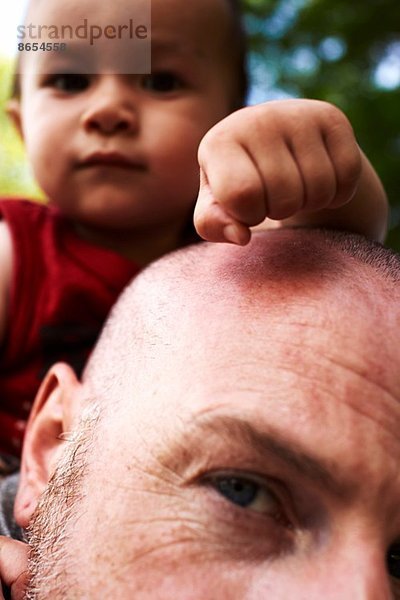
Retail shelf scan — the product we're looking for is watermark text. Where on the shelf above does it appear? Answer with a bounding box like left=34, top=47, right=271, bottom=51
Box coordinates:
left=17, top=19, right=148, bottom=47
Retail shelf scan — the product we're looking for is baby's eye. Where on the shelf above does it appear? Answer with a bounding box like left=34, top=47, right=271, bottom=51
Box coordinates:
left=141, top=72, right=183, bottom=93
left=208, top=473, right=288, bottom=520
left=47, top=73, right=90, bottom=93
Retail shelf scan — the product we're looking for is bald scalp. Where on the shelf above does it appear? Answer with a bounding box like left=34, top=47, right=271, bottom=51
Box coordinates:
left=83, top=229, right=400, bottom=392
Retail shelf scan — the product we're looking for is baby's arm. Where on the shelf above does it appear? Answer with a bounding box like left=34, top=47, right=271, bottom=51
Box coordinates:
left=194, top=99, right=388, bottom=244
left=0, top=222, right=13, bottom=344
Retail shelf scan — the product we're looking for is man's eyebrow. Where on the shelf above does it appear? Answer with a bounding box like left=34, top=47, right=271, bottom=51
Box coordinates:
left=186, top=414, right=349, bottom=497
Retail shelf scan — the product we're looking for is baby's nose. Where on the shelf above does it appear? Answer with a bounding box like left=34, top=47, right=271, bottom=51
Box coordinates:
left=81, top=78, right=138, bottom=135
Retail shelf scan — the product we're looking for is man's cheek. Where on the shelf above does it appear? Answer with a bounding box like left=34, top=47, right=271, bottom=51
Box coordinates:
left=108, top=485, right=229, bottom=560
left=109, top=510, right=253, bottom=599
left=103, top=489, right=297, bottom=600
left=101, top=480, right=289, bottom=575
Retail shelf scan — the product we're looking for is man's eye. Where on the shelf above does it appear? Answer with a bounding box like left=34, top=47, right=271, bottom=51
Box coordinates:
left=141, top=72, right=182, bottom=93
left=208, top=473, right=288, bottom=521
left=215, top=476, right=259, bottom=508
left=388, top=543, right=400, bottom=579
left=47, top=74, right=90, bottom=93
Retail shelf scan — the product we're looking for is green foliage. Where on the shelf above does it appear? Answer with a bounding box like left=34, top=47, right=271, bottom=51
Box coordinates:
left=0, top=58, right=42, bottom=199
left=243, top=0, right=400, bottom=249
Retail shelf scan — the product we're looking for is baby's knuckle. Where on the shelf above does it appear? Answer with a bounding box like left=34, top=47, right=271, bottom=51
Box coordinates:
left=227, top=184, right=265, bottom=223
left=338, top=151, right=362, bottom=188
left=316, top=100, right=347, bottom=125
left=194, top=212, right=214, bottom=239
left=306, top=181, right=334, bottom=210
left=198, top=126, right=227, bottom=159
left=267, top=171, right=294, bottom=197
left=228, top=180, right=259, bottom=208
left=268, top=187, right=302, bottom=220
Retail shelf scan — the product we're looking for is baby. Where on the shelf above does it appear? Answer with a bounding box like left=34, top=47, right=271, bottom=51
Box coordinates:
left=0, top=0, right=387, bottom=456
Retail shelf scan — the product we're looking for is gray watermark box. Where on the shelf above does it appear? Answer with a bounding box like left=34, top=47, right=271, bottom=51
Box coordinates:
left=15, top=0, right=151, bottom=75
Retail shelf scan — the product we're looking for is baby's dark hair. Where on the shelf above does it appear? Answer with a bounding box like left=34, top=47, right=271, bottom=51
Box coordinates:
left=10, top=0, right=249, bottom=106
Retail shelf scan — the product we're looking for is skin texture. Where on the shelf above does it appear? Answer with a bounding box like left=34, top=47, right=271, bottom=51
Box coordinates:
left=13, top=229, right=400, bottom=599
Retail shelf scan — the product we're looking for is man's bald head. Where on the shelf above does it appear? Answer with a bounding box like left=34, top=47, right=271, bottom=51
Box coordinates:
left=84, top=228, right=400, bottom=405
left=20, top=229, right=400, bottom=598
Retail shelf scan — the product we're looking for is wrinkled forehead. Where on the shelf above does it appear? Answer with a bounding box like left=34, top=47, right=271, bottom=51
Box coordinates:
left=149, top=233, right=395, bottom=332
left=103, top=246, right=395, bottom=401
left=87, top=231, right=400, bottom=425
left=136, top=239, right=400, bottom=403
left=191, top=271, right=395, bottom=376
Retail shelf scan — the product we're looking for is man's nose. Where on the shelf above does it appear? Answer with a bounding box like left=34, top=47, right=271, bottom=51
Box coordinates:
left=302, top=539, right=393, bottom=600
left=248, top=539, right=394, bottom=599
left=81, top=77, right=138, bottom=135
left=322, top=560, right=392, bottom=599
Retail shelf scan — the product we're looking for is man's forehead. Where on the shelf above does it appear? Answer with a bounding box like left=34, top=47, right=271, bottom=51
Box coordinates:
left=89, top=230, right=400, bottom=405
left=99, top=232, right=396, bottom=353
left=146, top=233, right=391, bottom=323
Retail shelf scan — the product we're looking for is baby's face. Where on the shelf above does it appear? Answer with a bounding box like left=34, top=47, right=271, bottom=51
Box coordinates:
left=11, top=0, right=237, bottom=233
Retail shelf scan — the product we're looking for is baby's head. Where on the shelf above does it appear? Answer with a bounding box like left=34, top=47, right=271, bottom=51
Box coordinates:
left=8, top=0, right=248, bottom=247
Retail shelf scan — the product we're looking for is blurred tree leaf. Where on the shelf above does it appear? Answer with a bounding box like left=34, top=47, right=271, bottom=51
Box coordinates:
left=0, top=58, right=42, bottom=199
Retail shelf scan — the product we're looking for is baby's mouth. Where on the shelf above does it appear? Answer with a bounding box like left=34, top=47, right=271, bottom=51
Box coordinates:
left=78, top=152, right=147, bottom=170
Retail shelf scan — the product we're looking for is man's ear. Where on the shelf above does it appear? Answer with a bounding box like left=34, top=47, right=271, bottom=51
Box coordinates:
left=14, top=363, right=82, bottom=528
left=5, top=99, right=24, bottom=140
